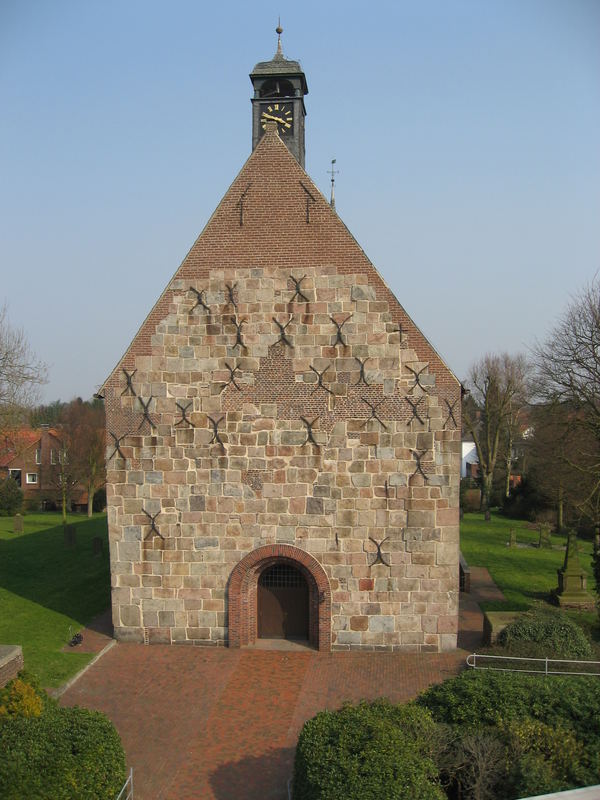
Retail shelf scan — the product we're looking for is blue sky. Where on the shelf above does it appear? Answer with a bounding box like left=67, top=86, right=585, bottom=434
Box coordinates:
left=1, top=0, right=599, bottom=403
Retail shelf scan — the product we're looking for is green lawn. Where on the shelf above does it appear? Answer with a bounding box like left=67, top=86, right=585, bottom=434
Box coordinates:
left=461, top=512, right=600, bottom=650
left=0, top=512, right=110, bottom=688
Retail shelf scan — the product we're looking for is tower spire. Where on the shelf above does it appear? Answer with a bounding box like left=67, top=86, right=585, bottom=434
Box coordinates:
left=276, top=19, right=283, bottom=56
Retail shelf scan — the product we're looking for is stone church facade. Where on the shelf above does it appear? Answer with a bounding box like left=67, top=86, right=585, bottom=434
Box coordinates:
left=101, top=36, right=461, bottom=652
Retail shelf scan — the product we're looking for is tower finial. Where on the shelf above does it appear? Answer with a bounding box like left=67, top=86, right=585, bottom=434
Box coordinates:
left=328, top=158, right=339, bottom=211
left=276, top=18, right=283, bottom=56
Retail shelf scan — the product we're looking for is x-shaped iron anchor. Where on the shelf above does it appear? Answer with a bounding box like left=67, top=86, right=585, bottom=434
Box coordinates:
left=221, top=362, right=242, bottom=392
left=108, top=432, right=127, bottom=460
left=330, top=314, right=352, bottom=347
left=405, top=395, right=426, bottom=426
left=354, top=356, right=370, bottom=386
left=236, top=182, right=251, bottom=226
left=207, top=415, right=225, bottom=450
left=273, top=315, right=294, bottom=348
left=289, top=274, right=309, bottom=303
left=121, top=368, right=137, bottom=397
left=310, top=363, right=334, bottom=395
left=138, top=396, right=154, bottom=430
left=189, top=287, right=210, bottom=312
left=406, top=364, right=429, bottom=393
left=368, top=537, right=390, bottom=567
left=231, top=316, right=246, bottom=350
left=226, top=283, right=238, bottom=309
left=361, top=397, right=388, bottom=429
left=300, top=416, right=320, bottom=447
left=411, top=449, right=429, bottom=482
left=300, top=181, right=316, bottom=223
left=143, top=509, right=164, bottom=541
left=175, top=401, right=194, bottom=427
left=444, top=398, right=459, bottom=428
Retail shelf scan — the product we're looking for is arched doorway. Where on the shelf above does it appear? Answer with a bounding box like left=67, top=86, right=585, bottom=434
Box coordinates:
left=228, top=544, right=331, bottom=651
left=258, top=562, right=308, bottom=641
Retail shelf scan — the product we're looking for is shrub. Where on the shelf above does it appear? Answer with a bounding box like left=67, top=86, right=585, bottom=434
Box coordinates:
left=0, top=477, right=23, bottom=516
left=460, top=480, right=481, bottom=513
left=501, top=717, right=591, bottom=797
left=497, top=609, right=593, bottom=660
left=293, top=700, right=444, bottom=800
left=417, top=670, right=600, bottom=746
left=0, top=678, right=44, bottom=718
left=0, top=705, right=126, bottom=799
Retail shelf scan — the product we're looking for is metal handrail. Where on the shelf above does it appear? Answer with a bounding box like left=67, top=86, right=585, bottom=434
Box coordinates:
left=115, top=768, right=134, bottom=800
left=467, top=653, right=600, bottom=677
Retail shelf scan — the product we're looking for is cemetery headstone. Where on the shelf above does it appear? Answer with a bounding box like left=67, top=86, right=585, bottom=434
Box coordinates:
left=13, top=514, right=23, bottom=534
left=556, top=530, right=594, bottom=608
left=538, top=524, right=551, bottom=548
left=64, top=524, right=76, bottom=547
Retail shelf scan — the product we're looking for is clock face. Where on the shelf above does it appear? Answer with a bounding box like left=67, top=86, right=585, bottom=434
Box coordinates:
left=260, top=102, right=293, bottom=135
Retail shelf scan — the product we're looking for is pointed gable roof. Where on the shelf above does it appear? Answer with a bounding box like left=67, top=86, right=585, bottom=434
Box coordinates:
left=100, top=129, right=459, bottom=394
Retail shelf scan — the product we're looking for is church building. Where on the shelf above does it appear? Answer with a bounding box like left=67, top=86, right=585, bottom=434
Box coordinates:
left=100, top=30, right=461, bottom=652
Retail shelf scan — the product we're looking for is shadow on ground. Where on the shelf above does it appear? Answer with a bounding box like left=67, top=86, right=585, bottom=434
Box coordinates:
left=209, top=748, right=295, bottom=800
left=0, top=517, right=110, bottom=623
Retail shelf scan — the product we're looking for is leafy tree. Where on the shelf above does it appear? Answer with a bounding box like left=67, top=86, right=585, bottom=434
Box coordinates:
left=462, top=353, right=529, bottom=512
left=29, top=400, right=65, bottom=429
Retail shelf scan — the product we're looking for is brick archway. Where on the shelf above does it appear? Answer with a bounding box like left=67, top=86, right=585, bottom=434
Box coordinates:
left=228, top=545, right=331, bottom=652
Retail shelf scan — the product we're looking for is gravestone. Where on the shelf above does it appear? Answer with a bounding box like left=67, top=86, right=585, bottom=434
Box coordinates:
left=484, top=509, right=491, bottom=522
left=556, top=530, right=594, bottom=609
left=64, top=524, right=76, bottom=547
left=538, top=524, right=551, bottom=549
left=13, top=514, right=23, bottom=534
left=509, top=528, right=517, bottom=548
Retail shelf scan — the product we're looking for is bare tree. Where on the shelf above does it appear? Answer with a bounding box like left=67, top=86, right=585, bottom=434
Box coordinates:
left=60, top=398, right=105, bottom=517
left=0, top=304, right=47, bottom=432
left=463, top=353, right=529, bottom=511
left=533, top=277, right=600, bottom=525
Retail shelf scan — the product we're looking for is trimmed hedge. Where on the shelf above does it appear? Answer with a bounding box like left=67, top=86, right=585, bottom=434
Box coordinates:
left=293, top=700, right=444, bottom=800
left=418, top=670, right=600, bottom=735
left=0, top=705, right=126, bottom=799
left=497, top=610, right=593, bottom=660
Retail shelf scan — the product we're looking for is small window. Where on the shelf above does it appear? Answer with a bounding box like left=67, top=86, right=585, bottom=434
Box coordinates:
left=35, top=448, right=41, bottom=464
left=26, top=473, right=38, bottom=484
left=50, top=449, right=57, bottom=465
left=9, top=469, right=22, bottom=487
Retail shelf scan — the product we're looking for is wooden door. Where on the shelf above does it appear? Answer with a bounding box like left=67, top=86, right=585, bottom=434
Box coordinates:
left=258, top=563, right=308, bottom=640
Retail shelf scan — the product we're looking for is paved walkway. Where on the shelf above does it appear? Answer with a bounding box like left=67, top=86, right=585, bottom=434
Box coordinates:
left=60, top=582, right=493, bottom=800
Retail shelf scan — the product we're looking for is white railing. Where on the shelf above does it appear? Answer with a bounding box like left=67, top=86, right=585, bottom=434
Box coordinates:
left=466, top=653, right=600, bottom=677
left=115, top=768, right=133, bottom=800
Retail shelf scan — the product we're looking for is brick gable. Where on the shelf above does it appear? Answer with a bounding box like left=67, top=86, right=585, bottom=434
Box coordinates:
left=103, top=127, right=461, bottom=652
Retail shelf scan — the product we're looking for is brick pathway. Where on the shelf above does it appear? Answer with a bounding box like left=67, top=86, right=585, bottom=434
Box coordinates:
left=62, top=645, right=466, bottom=800
left=60, top=591, right=487, bottom=800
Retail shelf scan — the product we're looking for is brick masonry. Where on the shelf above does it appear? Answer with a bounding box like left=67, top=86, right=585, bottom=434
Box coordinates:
left=0, top=645, right=24, bottom=689
left=102, top=129, right=461, bottom=652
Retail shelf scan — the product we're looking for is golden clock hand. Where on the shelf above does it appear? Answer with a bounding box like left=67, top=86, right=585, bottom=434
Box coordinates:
left=262, top=113, right=287, bottom=124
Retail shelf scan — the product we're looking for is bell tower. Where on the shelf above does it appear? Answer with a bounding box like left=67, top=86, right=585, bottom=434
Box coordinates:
left=250, top=24, right=308, bottom=168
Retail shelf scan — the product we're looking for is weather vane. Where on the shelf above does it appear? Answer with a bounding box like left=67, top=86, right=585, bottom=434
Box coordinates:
left=328, top=158, right=339, bottom=210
